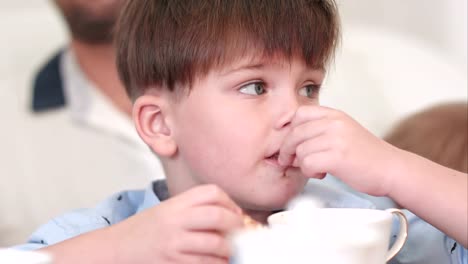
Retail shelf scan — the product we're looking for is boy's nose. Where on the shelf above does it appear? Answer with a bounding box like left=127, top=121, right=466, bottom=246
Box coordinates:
left=274, top=95, right=299, bottom=130
left=275, top=111, right=294, bottom=129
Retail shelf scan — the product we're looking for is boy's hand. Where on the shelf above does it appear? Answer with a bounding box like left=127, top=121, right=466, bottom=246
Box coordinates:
left=279, top=105, right=397, bottom=197
left=113, top=184, right=243, bottom=264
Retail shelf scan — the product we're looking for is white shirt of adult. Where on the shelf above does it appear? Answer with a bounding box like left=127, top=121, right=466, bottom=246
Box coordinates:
left=0, top=48, right=165, bottom=246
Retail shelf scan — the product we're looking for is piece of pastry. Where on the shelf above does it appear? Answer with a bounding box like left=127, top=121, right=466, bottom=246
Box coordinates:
left=242, top=214, right=264, bottom=229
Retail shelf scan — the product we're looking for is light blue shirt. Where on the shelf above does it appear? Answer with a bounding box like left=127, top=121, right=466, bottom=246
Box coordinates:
left=15, top=179, right=466, bottom=263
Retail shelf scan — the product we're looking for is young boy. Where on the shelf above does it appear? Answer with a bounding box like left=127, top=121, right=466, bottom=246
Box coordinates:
left=16, top=0, right=466, bottom=263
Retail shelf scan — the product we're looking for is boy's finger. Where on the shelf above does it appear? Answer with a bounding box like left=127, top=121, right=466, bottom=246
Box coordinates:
left=277, top=153, right=295, bottom=167
left=295, top=136, right=332, bottom=162
left=179, top=185, right=243, bottom=214
left=278, top=118, right=330, bottom=166
left=179, top=232, right=232, bottom=259
left=297, top=151, right=334, bottom=177
left=183, top=205, right=243, bottom=233
left=178, top=254, right=229, bottom=264
left=292, top=157, right=300, bottom=167
left=283, top=135, right=332, bottom=177
left=290, top=105, right=332, bottom=127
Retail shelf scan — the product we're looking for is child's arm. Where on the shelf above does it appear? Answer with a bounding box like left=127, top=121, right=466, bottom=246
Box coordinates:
left=278, top=105, right=467, bottom=247
left=39, top=185, right=243, bottom=264
left=387, top=149, right=467, bottom=248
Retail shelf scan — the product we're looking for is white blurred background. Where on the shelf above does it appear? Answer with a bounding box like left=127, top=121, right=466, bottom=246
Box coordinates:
left=0, top=0, right=466, bottom=246
left=322, top=0, right=467, bottom=135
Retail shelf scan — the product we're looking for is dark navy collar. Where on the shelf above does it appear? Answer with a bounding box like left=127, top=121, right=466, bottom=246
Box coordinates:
left=152, top=180, right=169, bottom=202
left=31, top=50, right=66, bottom=112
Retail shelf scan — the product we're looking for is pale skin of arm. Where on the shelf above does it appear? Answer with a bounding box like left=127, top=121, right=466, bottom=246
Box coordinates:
left=38, top=228, right=117, bottom=264
left=278, top=105, right=468, bottom=248
left=388, top=150, right=468, bottom=248
left=38, top=185, right=243, bottom=264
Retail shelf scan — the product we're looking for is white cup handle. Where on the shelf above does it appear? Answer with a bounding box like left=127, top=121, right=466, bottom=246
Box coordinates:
left=385, top=208, right=408, bottom=262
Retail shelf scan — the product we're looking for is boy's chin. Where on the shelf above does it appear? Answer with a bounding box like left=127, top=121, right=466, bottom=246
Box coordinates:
left=238, top=190, right=302, bottom=212
left=230, top=173, right=308, bottom=211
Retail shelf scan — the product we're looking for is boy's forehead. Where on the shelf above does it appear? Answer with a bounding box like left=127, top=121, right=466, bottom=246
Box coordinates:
left=217, top=53, right=326, bottom=76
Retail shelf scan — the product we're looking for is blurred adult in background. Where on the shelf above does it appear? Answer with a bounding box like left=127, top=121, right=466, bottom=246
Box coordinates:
left=33, top=0, right=131, bottom=114
left=385, top=102, right=468, bottom=173
left=0, top=0, right=164, bottom=246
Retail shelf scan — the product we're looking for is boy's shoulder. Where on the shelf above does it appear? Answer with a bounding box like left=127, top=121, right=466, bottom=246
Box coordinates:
left=15, top=182, right=164, bottom=250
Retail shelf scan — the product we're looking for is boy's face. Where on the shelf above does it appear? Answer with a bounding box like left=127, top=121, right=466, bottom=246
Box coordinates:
left=147, top=55, right=325, bottom=211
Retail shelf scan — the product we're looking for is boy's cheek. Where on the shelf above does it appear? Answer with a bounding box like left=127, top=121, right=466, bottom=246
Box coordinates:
left=285, top=167, right=303, bottom=178
left=287, top=168, right=309, bottom=193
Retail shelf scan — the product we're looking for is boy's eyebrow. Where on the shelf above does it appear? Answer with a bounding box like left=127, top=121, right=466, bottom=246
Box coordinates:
left=220, top=62, right=326, bottom=77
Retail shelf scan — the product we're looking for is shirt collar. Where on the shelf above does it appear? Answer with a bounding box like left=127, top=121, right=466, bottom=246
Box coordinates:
left=31, top=50, right=66, bottom=112
left=31, top=47, right=148, bottom=148
left=134, top=178, right=376, bottom=216
left=60, top=48, right=147, bottom=148
left=31, top=48, right=145, bottom=147
left=136, top=180, right=168, bottom=213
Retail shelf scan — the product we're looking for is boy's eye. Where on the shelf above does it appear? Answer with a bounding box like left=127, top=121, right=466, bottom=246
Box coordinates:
left=299, top=84, right=320, bottom=98
left=239, top=82, right=266, bottom=95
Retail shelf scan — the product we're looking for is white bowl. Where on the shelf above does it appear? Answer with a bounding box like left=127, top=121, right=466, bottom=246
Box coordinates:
left=0, top=249, right=52, bottom=264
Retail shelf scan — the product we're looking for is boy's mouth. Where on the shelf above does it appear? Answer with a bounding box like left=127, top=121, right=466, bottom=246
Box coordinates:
left=266, top=152, right=280, bottom=161
left=265, top=152, right=284, bottom=168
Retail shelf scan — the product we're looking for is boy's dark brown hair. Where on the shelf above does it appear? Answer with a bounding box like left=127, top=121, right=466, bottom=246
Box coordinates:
left=115, top=0, right=340, bottom=99
left=385, top=102, right=468, bottom=173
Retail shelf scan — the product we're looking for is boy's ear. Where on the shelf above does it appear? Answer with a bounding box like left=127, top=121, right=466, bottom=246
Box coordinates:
left=133, top=94, right=177, bottom=157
